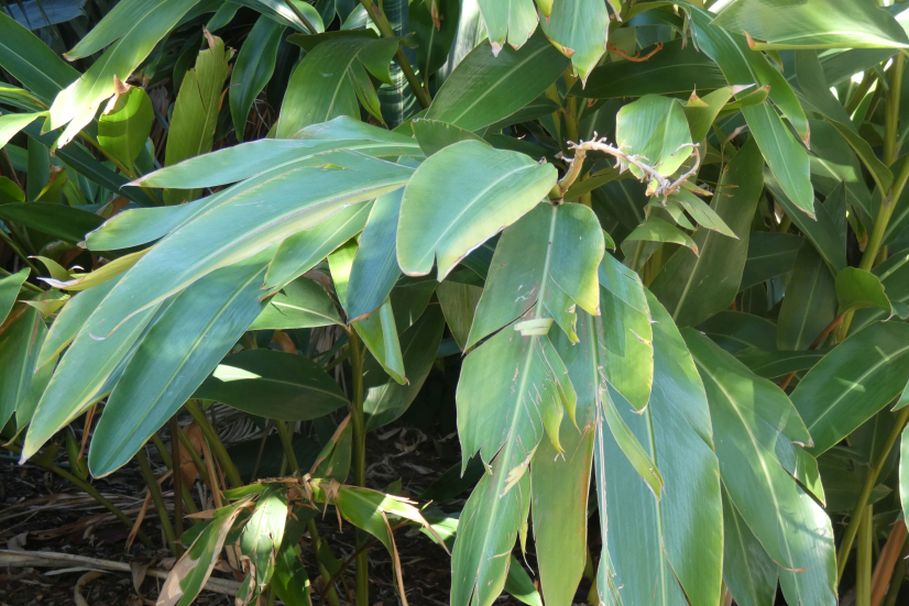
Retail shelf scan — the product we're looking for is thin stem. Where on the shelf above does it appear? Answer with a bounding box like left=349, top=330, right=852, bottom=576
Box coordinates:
left=275, top=421, right=300, bottom=473
left=22, top=449, right=152, bottom=547
left=136, top=449, right=176, bottom=555
left=857, top=505, right=873, bottom=606
left=185, top=401, right=242, bottom=488
left=359, top=0, right=432, bottom=108
left=349, top=332, right=369, bottom=606
left=871, top=520, right=907, bottom=606
left=169, top=419, right=184, bottom=542
left=837, top=406, right=909, bottom=580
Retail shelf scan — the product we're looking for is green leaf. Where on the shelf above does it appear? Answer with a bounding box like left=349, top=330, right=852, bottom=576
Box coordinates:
left=233, top=0, right=324, bottom=32
left=597, top=296, right=723, bottom=606
left=0, top=202, right=103, bottom=243
left=767, top=179, right=846, bottom=270
left=651, top=140, right=763, bottom=326
left=240, top=489, right=288, bottom=598
left=397, top=140, right=556, bottom=280
left=0, top=11, right=78, bottom=104
left=230, top=16, right=285, bottom=140
left=272, top=541, right=314, bottom=606
left=530, top=425, right=594, bottom=606
left=87, top=262, right=267, bottom=477
left=686, top=330, right=837, bottom=606
left=598, top=254, right=654, bottom=411
left=196, top=349, right=348, bottom=420
left=623, top=216, right=699, bottom=255
left=777, top=245, right=836, bottom=351
left=158, top=501, right=247, bottom=606
left=450, top=454, right=531, bottom=606
left=436, top=281, right=482, bottom=351
left=425, top=33, right=568, bottom=132
left=741, top=232, right=803, bottom=289
left=84, top=198, right=210, bottom=251
left=723, top=494, right=778, bottom=606
left=90, top=152, right=411, bottom=338
left=539, top=0, right=609, bottom=83
left=250, top=278, right=341, bottom=330
left=467, top=203, right=604, bottom=347
left=346, top=190, right=403, bottom=319
left=616, top=95, right=694, bottom=182
left=684, top=85, right=741, bottom=142
left=22, top=301, right=162, bottom=460
left=477, top=0, right=538, bottom=53
left=275, top=37, right=398, bottom=136
left=458, top=324, right=575, bottom=468
left=580, top=39, right=727, bottom=99
left=164, top=35, right=232, bottom=204
left=267, top=203, right=371, bottom=289
left=136, top=117, right=421, bottom=189
left=48, top=0, right=203, bottom=146
left=835, top=267, right=891, bottom=314
left=410, top=0, right=460, bottom=77
left=97, top=86, right=153, bottom=166
left=364, top=306, right=445, bottom=428
left=411, top=118, right=484, bottom=157
left=791, top=321, right=909, bottom=455
left=0, top=111, right=44, bottom=149
left=713, top=0, right=909, bottom=50
left=0, top=268, right=29, bottom=326
left=0, top=307, right=46, bottom=429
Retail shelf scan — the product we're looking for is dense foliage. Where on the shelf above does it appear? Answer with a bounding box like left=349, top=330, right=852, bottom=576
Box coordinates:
left=3, top=1, right=909, bottom=605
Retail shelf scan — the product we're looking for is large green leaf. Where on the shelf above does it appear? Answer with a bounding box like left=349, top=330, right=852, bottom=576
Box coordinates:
left=687, top=7, right=813, bottom=215
left=275, top=36, right=398, bottom=136
left=164, top=35, right=232, bottom=203
left=615, top=95, right=693, bottom=187
left=686, top=330, right=837, bottom=606
left=651, top=139, right=762, bottom=327
left=466, top=203, right=604, bottom=347
left=346, top=190, right=403, bottom=319
left=196, top=349, right=347, bottom=420
left=477, top=0, right=538, bottom=53
left=96, top=86, right=154, bottom=167
left=250, top=278, right=341, bottom=330
left=0, top=11, right=78, bottom=104
left=0, top=111, right=44, bottom=149
left=0, top=307, right=46, bottom=429
left=136, top=119, right=420, bottom=190
left=48, top=0, right=202, bottom=146
left=424, top=33, right=568, bottom=132
left=597, top=296, right=723, bottom=606
left=722, top=493, right=778, bottom=606
left=94, top=152, right=411, bottom=335
left=791, top=321, right=909, bottom=455
left=397, top=140, right=556, bottom=280
left=0, top=268, right=28, bottom=326
left=777, top=245, right=837, bottom=351
left=239, top=489, right=288, bottom=600
left=539, top=0, right=609, bottom=83
left=530, top=425, right=594, bottom=606
left=713, top=0, right=909, bottom=50
left=87, top=262, right=267, bottom=477
left=230, top=16, right=285, bottom=140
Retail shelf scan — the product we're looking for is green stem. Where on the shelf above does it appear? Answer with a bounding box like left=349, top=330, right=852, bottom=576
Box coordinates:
left=837, top=407, right=909, bottom=580
left=137, top=449, right=177, bottom=555
left=168, top=419, right=185, bottom=541
left=185, top=401, right=242, bottom=488
left=24, top=449, right=152, bottom=547
left=857, top=505, right=873, bottom=606
left=276, top=421, right=300, bottom=473
left=359, top=0, right=432, bottom=108
left=349, top=332, right=369, bottom=606
left=151, top=433, right=196, bottom=519
left=174, top=422, right=214, bottom=492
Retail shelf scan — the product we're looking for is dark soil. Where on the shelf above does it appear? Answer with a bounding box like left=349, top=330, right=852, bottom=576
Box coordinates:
left=0, top=426, right=527, bottom=605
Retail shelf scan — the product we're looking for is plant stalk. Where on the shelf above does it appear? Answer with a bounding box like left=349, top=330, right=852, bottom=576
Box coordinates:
left=185, top=401, right=242, bottom=488
left=349, top=332, right=369, bottom=606
left=857, top=505, right=873, bottom=606
left=136, top=449, right=177, bottom=555
left=359, top=0, right=432, bottom=108
left=836, top=406, right=909, bottom=580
